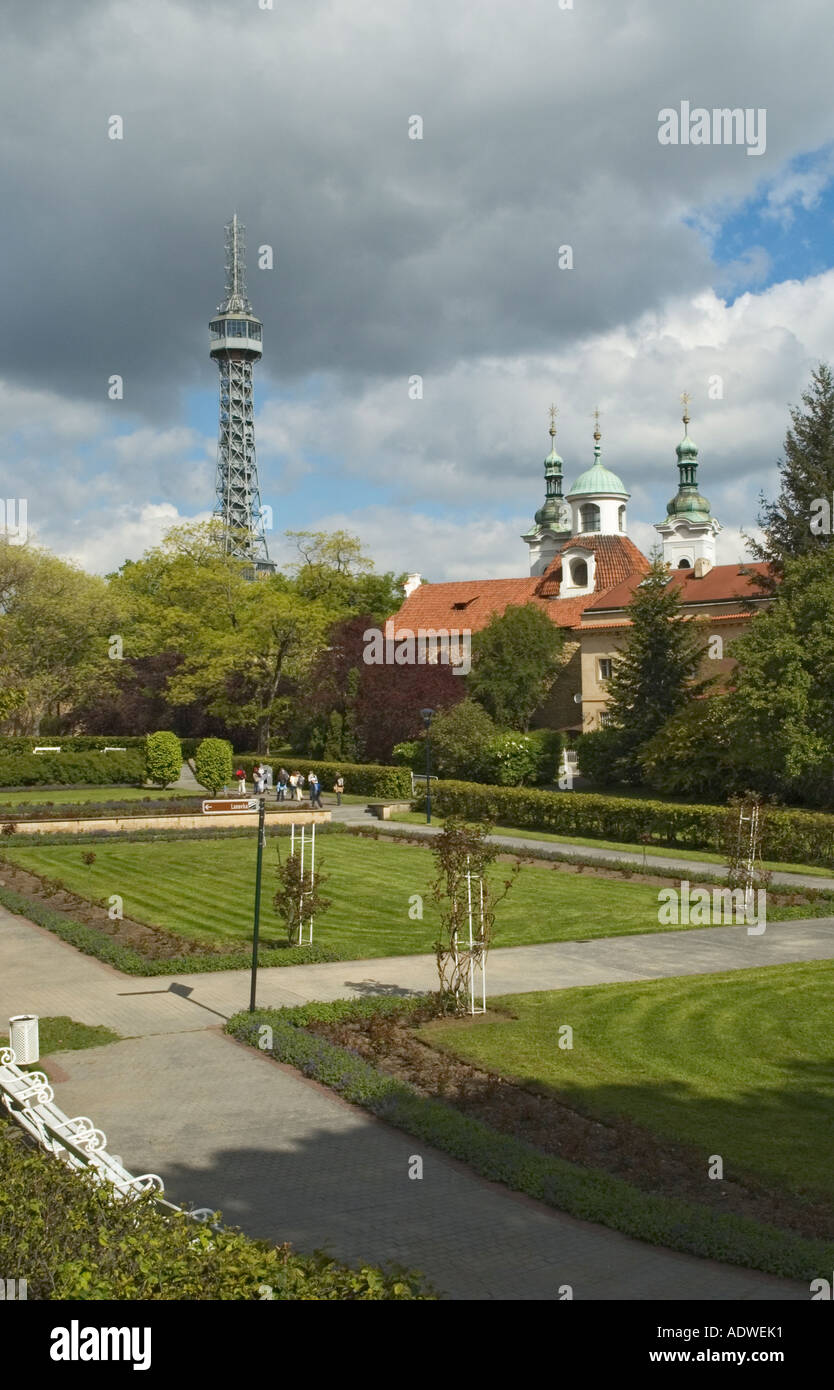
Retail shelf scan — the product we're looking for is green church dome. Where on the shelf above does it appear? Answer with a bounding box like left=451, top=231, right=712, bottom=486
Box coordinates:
left=568, top=461, right=628, bottom=498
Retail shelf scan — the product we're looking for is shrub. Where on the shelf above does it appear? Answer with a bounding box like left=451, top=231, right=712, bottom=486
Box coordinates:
left=0, top=1117, right=430, bottom=1299
left=0, top=751, right=145, bottom=789
left=524, top=728, right=564, bottom=784
left=194, top=737, right=234, bottom=795
left=145, top=732, right=183, bottom=788
left=392, top=740, right=423, bottom=771
left=414, top=778, right=834, bottom=867
left=428, top=701, right=496, bottom=781
left=480, top=733, right=540, bottom=787
left=639, top=698, right=739, bottom=798
left=575, top=727, right=629, bottom=787
left=0, top=735, right=148, bottom=755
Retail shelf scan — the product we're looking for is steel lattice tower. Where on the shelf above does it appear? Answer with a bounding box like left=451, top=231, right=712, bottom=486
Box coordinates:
left=209, top=214, right=274, bottom=574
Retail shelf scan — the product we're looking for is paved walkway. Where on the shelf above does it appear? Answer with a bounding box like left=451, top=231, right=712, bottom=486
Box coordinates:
left=357, top=816, right=834, bottom=891
left=2, top=901, right=826, bottom=1299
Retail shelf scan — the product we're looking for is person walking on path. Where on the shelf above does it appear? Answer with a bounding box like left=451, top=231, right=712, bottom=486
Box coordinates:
left=308, top=771, right=323, bottom=809
left=254, top=763, right=265, bottom=795
left=276, top=767, right=289, bottom=802
left=333, top=773, right=344, bottom=806
left=235, top=767, right=247, bottom=795
left=294, top=771, right=305, bottom=802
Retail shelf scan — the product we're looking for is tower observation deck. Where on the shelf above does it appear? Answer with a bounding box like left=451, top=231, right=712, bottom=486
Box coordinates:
left=210, top=214, right=274, bottom=574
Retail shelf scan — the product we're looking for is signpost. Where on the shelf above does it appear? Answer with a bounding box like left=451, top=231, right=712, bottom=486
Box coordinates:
left=202, top=798, right=259, bottom=814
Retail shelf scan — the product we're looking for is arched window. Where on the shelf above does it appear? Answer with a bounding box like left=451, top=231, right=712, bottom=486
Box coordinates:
left=580, top=503, right=600, bottom=533
left=571, top=558, right=588, bottom=587
left=618, top=505, right=626, bottom=532
left=678, top=557, right=692, bottom=569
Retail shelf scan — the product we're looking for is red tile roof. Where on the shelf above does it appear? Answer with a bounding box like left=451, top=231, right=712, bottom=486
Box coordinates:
left=535, top=534, right=650, bottom=598
left=391, top=577, right=545, bottom=636
left=587, top=562, right=773, bottom=613
left=390, top=534, right=649, bottom=635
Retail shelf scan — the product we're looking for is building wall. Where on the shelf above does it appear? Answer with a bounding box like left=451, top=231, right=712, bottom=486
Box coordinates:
left=530, top=642, right=582, bottom=731
left=576, top=606, right=763, bottom=731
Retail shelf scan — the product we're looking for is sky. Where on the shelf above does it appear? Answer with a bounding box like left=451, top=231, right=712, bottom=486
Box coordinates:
left=2, top=0, right=834, bottom=581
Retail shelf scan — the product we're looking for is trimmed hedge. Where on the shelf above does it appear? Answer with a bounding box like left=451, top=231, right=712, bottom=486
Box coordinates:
left=232, top=757, right=412, bottom=799
left=228, top=1000, right=834, bottom=1283
left=0, top=796, right=205, bottom=822
left=0, top=735, right=147, bottom=754
left=0, top=751, right=146, bottom=789
left=416, top=780, right=834, bottom=869
left=0, top=1116, right=430, bottom=1299
left=0, top=884, right=347, bottom=975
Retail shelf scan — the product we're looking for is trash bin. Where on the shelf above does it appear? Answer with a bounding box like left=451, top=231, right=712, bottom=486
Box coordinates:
left=9, top=1015, right=39, bottom=1064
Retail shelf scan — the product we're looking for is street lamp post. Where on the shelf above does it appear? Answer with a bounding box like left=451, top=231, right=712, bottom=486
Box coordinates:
left=420, top=707, right=435, bottom=824
left=248, top=798, right=267, bottom=1012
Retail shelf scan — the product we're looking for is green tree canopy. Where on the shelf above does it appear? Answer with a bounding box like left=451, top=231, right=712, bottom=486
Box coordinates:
left=726, top=549, right=834, bottom=805
left=751, top=361, right=834, bottom=575
left=286, top=529, right=405, bottom=623
left=598, top=550, right=710, bottom=782
left=0, top=539, right=118, bottom=734
left=467, top=603, right=564, bottom=732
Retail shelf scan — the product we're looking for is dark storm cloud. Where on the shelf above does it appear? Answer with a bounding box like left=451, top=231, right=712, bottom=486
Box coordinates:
left=2, top=0, right=832, bottom=427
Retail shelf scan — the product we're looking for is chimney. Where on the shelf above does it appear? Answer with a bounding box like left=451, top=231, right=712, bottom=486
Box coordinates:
left=403, top=572, right=422, bottom=598
left=693, top=557, right=712, bottom=578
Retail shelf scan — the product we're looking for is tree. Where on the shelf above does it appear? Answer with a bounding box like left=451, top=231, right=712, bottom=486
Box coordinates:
left=0, top=539, right=119, bottom=734
left=726, top=549, right=834, bottom=805
left=287, top=529, right=405, bottom=623
left=194, top=737, right=233, bottom=795
left=468, top=604, right=564, bottom=731
left=112, top=522, right=336, bottom=754
left=273, top=838, right=331, bottom=945
left=596, top=550, right=710, bottom=783
left=751, top=362, right=834, bottom=575
left=638, top=697, right=737, bottom=798
left=145, top=731, right=182, bottom=787
left=430, top=817, right=519, bottom=1014
left=428, top=701, right=496, bottom=780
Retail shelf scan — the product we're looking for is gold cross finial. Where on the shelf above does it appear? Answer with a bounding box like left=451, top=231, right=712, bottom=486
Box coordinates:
left=680, top=391, right=691, bottom=426
left=593, top=407, right=601, bottom=442
left=548, top=403, right=558, bottom=435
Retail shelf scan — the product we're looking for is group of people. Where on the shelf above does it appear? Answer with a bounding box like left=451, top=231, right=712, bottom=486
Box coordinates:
left=236, top=764, right=345, bottom=808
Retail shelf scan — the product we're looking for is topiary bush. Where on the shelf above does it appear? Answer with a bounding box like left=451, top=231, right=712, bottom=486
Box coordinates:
left=194, top=737, right=234, bottom=795
left=144, top=732, right=183, bottom=788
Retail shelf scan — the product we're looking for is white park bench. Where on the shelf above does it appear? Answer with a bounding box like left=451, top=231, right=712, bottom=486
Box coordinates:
left=0, top=1045, right=163, bottom=1199
left=32, top=746, right=60, bottom=754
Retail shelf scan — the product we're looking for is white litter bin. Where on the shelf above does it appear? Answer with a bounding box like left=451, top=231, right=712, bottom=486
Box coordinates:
left=9, top=1015, right=39, bottom=1064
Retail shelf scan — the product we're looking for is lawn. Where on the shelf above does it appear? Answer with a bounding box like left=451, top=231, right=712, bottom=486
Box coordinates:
left=0, top=1015, right=120, bottom=1055
left=423, top=962, right=834, bottom=1203
left=1, top=833, right=743, bottom=959
left=390, top=811, right=834, bottom=878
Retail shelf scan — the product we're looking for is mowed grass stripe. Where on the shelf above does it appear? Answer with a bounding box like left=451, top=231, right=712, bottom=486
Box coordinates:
left=423, top=962, right=834, bottom=1201
left=4, top=834, right=696, bottom=958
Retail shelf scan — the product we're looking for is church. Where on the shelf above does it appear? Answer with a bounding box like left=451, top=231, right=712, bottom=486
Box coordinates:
left=390, top=401, right=771, bottom=733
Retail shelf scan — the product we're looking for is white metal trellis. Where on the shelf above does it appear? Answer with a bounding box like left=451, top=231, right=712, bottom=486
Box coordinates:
left=290, top=822, right=316, bottom=944
left=452, top=855, right=486, bottom=1015
left=736, top=799, right=760, bottom=919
